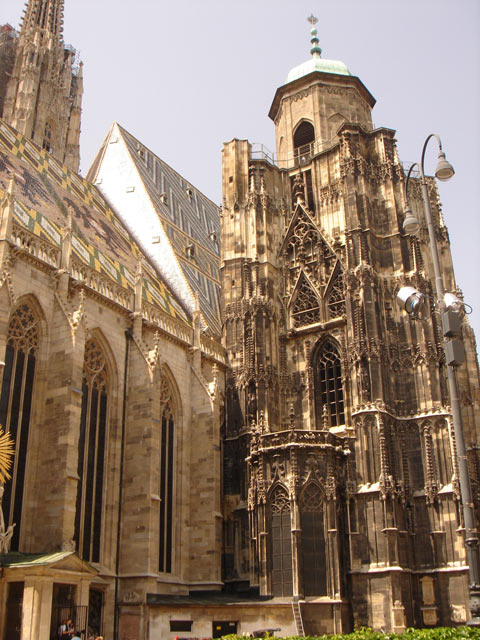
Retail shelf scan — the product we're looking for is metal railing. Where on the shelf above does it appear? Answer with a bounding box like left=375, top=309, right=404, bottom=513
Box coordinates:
left=250, top=122, right=378, bottom=169
left=51, top=605, right=89, bottom=640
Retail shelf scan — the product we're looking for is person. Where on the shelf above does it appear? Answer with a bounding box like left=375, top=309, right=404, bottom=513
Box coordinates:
left=66, top=620, right=75, bottom=639
left=59, top=620, right=74, bottom=640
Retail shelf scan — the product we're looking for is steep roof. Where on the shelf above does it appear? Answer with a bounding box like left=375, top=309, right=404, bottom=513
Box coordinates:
left=0, top=118, right=190, bottom=326
left=87, top=123, right=221, bottom=337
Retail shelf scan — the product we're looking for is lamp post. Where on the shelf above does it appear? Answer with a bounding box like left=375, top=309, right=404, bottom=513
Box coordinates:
left=403, top=134, right=480, bottom=626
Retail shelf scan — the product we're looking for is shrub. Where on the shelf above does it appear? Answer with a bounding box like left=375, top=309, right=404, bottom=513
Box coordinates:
left=220, top=627, right=479, bottom=640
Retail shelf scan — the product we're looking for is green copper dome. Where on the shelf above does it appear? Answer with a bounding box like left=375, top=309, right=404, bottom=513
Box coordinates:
left=286, top=18, right=351, bottom=84
left=286, top=56, right=351, bottom=83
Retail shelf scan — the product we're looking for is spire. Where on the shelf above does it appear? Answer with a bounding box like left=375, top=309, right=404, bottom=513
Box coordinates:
left=20, top=0, right=65, bottom=42
left=1, top=0, right=83, bottom=172
left=307, top=14, right=322, bottom=59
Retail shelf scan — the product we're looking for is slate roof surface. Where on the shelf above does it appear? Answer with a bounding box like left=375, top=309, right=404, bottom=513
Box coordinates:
left=90, top=124, right=222, bottom=336
left=0, top=119, right=190, bottom=325
left=0, top=551, right=73, bottom=566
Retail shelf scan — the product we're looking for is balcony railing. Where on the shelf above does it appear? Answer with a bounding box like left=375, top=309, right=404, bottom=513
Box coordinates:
left=250, top=122, right=379, bottom=169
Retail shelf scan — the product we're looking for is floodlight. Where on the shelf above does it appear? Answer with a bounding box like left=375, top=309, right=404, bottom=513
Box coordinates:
left=444, top=292, right=472, bottom=315
left=397, top=286, right=426, bottom=317
left=435, top=150, right=455, bottom=181
left=403, top=206, right=420, bottom=235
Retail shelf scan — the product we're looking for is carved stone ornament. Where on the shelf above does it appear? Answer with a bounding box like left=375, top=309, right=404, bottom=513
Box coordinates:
left=123, top=591, right=141, bottom=604
left=61, top=539, right=76, bottom=552
left=324, top=475, right=337, bottom=500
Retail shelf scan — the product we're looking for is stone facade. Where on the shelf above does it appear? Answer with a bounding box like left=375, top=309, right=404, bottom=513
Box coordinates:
left=220, top=38, right=480, bottom=633
left=0, top=118, right=224, bottom=640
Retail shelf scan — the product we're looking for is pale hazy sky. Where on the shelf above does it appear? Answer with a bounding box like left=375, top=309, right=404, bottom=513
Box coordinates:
left=3, top=0, right=480, bottom=341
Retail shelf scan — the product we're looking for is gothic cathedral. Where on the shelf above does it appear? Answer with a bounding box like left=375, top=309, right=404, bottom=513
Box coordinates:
left=0, top=2, right=479, bottom=639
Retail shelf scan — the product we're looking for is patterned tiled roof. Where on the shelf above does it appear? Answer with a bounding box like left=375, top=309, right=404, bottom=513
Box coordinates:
left=0, top=119, right=190, bottom=325
left=88, top=124, right=221, bottom=337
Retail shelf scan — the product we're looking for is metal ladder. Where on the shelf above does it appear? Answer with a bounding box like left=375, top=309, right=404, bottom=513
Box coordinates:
left=291, top=600, right=305, bottom=637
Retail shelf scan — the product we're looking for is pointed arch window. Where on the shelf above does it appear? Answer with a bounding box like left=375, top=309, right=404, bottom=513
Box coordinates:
left=313, top=339, right=345, bottom=428
left=301, top=484, right=327, bottom=596
left=159, top=377, right=175, bottom=573
left=269, top=486, right=292, bottom=597
left=0, top=304, right=39, bottom=551
left=74, top=338, right=108, bottom=563
left=293, top=121, right=315, bottom=167
left=294, top=121, right=315, bottom=151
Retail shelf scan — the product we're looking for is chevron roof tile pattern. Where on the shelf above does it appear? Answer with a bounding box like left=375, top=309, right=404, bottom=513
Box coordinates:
left=117, top=125, right=221, bottom=336
left=0, top=119, right=190, bottom=325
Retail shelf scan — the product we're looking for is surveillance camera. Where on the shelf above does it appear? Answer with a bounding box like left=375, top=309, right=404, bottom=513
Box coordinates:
left=397, top=286, right=426, bottom=317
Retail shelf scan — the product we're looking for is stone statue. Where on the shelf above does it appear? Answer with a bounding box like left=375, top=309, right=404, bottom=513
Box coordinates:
left=0, top=483, right=15, bottom=554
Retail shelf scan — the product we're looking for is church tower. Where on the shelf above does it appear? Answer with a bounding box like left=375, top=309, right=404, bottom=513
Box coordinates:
left=1, top=0, right=83, bottom=171
left=221, top=17, right=480, bottom=633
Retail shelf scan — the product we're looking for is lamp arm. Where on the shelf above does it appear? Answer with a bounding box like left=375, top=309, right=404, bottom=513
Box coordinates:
left=420, top=132, right=443, bottom=174
left=404, top=162, right=419, bottom=201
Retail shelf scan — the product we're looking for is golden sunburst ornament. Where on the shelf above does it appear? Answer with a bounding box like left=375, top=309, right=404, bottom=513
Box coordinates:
left=0, top=426, right=14, bottom=484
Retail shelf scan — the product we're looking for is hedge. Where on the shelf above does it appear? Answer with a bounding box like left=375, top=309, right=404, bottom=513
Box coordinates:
left=220, top=628, right=479, bottom=640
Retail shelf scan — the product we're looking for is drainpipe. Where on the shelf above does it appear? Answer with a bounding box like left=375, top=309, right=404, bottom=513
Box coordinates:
left=113, top=329, right=131, bottom=639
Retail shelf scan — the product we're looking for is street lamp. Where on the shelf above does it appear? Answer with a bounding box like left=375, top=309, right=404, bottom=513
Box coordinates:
left=402, top=134, right=480, bottom=626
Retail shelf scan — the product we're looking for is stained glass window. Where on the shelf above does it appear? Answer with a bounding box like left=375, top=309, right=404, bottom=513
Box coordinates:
left=159, top=377, right=174, bottom=573
left=74, top=339, right=108, bottom=563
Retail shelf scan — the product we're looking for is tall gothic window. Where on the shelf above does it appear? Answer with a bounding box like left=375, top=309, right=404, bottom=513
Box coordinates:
left=159, top=377, right=175, bottom=573
left=313, top=339, right=345, bottom=428
left=0, top=304, right=39, bottom=550
left=74, top=339, right=108, bottom=563
left=269, top=486, right=292, bottom=597
left=301, top=484, right=327, bottom=596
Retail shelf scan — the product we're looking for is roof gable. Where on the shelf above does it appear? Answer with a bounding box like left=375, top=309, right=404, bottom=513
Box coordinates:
left=1, top=551, right=97, bottom=575
left=87, top=123, right=221, bottom=337
left=281, top=202, right=335, bottom=260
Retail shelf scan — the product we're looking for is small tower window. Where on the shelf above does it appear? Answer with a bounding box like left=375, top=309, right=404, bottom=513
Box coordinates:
left=293, top=121, right=315, bottom=166
left=42, top=122, right=52, bottom=153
